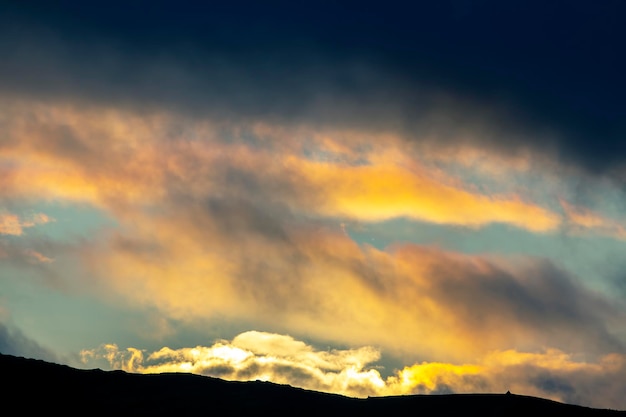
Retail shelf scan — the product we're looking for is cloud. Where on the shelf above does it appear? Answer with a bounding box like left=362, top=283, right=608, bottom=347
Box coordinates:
left=0, top=98, right=623, bottom=365
left=0, top=239, right=57, bottom=268
left=88, top=208, right=625, bottom=362
left=80, top=331, right=626, bottom=409
left=0, top=212, right=53, bottom=236
left=2, top=100, right=623, bottom=360
left=393, top=348, right=626, bottom=409
left=287, top=157, right=560, bottom=231
left=560, top=199, right=626, bottom=240
left=81, top=331, right=387, bottom=398
left=23, top=249, right=54, bottom=264
left=0, top=100, right=561, bottom=232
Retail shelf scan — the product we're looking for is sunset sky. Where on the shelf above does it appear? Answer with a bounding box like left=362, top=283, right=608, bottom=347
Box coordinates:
left=1, top=1, right=626, bottom=409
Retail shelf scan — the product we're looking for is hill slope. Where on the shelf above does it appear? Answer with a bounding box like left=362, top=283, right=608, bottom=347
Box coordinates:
left=2, top=353, right=624, bottom=416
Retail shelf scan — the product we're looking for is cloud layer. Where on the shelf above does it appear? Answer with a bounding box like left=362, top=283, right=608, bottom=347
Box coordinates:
left=2, top=100, right=624, bottom=361
left=3, top=101, right=623, bottom=359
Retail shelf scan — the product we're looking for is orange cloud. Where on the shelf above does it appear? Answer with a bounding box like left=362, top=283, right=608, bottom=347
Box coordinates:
left=0, top=214, right=23, bottom=236
left=0, top=212, right=53, bottom=236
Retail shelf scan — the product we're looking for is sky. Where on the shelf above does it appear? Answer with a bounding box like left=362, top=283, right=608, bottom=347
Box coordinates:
left=1, top=0, right=626, bottom=409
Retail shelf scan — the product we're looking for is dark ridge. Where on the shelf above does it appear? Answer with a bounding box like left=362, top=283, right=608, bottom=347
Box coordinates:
left=2, top=353, right=624, bottom=416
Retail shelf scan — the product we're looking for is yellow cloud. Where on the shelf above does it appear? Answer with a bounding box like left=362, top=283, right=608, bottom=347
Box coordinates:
left=392, top=362, right=483, bottom=393
left=284, top=156, right=560, bottom=231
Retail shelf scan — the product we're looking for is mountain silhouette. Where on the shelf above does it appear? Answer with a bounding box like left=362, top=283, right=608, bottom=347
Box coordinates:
left=2, top=353, right=624, bottom=416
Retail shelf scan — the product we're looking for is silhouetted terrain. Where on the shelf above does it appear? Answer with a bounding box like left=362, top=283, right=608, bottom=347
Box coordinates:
left=2, top=353, right=624, bottom=416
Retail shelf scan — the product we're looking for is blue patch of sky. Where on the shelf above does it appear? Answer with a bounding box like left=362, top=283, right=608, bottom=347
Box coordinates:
left=1, top=268, right=113, bottom=355
left=23, top=202, right=117, bottom=242
left=0, top=202, right=125, bottom=358
left=0, top=265, right=183, bottom=360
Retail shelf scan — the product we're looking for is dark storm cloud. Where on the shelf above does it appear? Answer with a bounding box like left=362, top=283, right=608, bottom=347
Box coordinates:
left=1, top=1, right=624, bottom=175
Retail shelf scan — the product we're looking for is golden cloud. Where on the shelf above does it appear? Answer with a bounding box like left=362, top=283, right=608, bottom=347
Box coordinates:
left=82, top=208, right=623, bottom=364
left=283, top=156, right=560, bottom=231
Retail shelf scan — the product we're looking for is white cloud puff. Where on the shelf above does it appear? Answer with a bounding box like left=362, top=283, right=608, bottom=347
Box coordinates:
left=80, top=331, right=626, bottom=409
